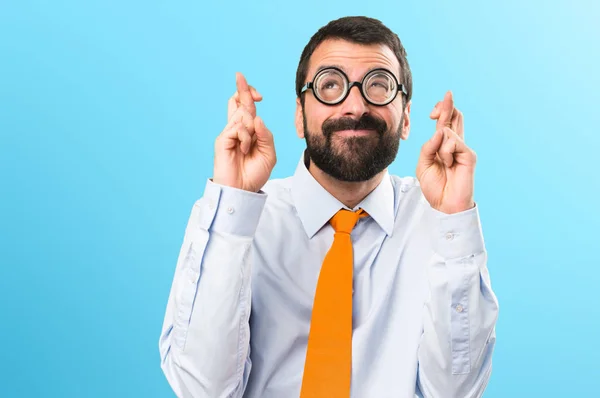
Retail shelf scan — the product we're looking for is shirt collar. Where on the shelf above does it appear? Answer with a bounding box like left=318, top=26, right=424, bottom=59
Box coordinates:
left=291, top=151, right=395, bottom=239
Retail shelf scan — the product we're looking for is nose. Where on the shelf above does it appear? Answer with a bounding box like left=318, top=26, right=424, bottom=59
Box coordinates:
left=339, top=85, right=369, bottom=118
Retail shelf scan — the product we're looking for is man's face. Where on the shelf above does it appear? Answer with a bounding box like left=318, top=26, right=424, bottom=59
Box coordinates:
left=296, top=39, right=411, bottom=182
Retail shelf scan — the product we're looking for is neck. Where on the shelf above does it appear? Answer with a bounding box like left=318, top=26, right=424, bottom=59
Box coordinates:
left=307, top=159, right=385, bottom=209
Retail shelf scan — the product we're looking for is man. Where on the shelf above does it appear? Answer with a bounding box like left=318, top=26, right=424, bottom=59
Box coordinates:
left=159, top=16, right=499, bottom=398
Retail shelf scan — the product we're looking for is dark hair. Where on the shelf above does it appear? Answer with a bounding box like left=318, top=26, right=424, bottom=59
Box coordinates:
left=295, top=16, right=412, bottom=108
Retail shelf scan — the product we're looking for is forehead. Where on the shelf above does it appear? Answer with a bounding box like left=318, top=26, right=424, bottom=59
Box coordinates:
left=307, top=39, right=400, bottom=80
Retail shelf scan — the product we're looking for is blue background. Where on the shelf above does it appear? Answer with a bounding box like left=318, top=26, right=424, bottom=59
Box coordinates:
left=1, top=0, right=598, bottom=396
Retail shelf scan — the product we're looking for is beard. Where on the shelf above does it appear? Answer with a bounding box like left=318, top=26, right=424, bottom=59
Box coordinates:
left=303, top=112, right=402, bottom=182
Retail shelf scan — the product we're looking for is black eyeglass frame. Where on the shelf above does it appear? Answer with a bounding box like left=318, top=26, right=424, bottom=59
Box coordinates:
left=300, top=66, right=408, bottom=106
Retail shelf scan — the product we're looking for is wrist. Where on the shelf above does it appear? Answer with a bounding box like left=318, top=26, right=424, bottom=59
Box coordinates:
left=435, top=200, right=475, bottom=215
left=211, top=178, right=261, bottom=193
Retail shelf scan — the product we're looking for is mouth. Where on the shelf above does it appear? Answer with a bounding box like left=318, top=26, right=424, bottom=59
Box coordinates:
left=334, top=129, right=376, bottom=137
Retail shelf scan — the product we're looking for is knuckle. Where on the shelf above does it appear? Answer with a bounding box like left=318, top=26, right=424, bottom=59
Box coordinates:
left=236, top=126, right=247, bottom=137
left=217, top=128, right=228, bottom=139
left=215, top=135, right=226, bottom=150
left=225, top=122, right=239, bottom=135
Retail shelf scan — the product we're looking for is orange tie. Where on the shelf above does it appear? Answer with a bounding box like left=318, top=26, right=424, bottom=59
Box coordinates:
left=300, top=208, right=369, bottom=398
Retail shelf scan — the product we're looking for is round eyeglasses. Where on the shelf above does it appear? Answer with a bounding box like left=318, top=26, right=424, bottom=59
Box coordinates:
left=300, top=67, right=407, bottom=106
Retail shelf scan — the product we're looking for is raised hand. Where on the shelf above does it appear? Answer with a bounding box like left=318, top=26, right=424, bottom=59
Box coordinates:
left=213, top=72, right=277, bottom=193
left=416, top=91, right=476, bottom=214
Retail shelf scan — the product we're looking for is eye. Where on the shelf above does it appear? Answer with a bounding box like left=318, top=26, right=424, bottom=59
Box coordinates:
left=369, top=80, right=388, bottom=88
left=321, top=79, right=340, bottom=90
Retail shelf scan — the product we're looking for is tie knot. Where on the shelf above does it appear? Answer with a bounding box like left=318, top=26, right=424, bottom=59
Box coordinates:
left=330, top=209, right=368, bottom=234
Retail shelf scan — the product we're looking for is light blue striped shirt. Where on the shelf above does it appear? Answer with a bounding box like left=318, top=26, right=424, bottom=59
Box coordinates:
left=159, top=152, right=499, bottom=397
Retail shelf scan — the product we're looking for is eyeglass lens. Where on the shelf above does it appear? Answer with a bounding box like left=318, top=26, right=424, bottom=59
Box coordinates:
left=313, top=69, right=397, bottom=105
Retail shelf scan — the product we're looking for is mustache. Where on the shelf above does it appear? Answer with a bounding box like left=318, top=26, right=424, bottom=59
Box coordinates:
left=322, top=114, right=388, bottom=137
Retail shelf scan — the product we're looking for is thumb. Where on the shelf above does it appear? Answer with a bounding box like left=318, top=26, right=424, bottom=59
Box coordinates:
left=419, top=129, right=444, bottom=168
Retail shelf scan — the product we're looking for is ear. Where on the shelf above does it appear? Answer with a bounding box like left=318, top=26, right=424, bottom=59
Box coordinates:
left=400, top=100, right=411, bottom=140
left=295, top=97, right=305, bottom=139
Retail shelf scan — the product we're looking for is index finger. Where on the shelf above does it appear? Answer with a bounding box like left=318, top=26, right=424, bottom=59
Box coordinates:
left=236, top=72, right=256, bottom=115
left=436, top=91, right=454, bottom=130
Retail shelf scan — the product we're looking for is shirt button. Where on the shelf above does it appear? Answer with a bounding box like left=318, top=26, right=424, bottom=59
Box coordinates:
left=445, top=232, right=454, bottom=241
left=400, top=185, right=409, bottom=193
left=456, top=304, right=464, bottom=313
left=227, top=206, right=235, bottom=214
left=208, top=200, right=215, bottom=210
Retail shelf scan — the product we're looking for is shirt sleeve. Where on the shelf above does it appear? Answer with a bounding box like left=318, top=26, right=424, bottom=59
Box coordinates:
left=158, top=179, right=267, bottom=398
left=417, top=202, right=499, bottom=398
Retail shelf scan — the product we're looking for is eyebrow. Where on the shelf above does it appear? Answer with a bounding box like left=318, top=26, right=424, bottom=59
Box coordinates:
left=314, top=64, right=347, bottom=74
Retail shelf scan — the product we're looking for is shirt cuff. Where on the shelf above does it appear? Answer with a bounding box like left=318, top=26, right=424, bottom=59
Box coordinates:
left=428, top=203, right=485, bottom=260
left=199, top=179, right=268, bottom=237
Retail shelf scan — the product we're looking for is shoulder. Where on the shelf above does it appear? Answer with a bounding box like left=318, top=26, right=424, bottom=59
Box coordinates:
left=260, top=176, right=292, bottom=196
left=390, top=174, right=422, bottom=195
left=258, top=176, right=295, bottom=209
left=388, top=174, right=430, bottom=211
